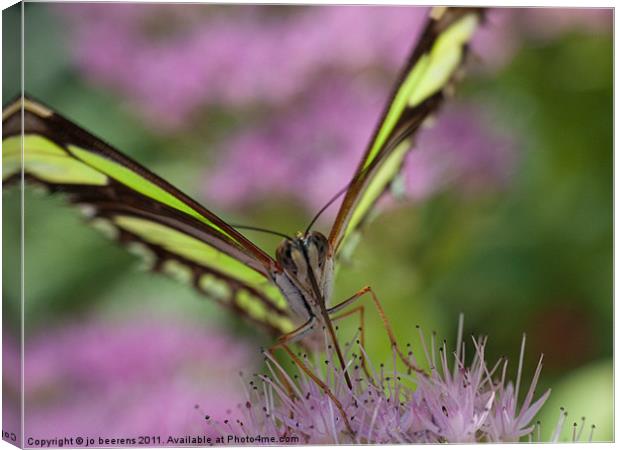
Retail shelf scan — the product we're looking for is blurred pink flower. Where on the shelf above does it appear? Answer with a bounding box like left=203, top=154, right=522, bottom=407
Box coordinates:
left=204, top=78, right=382, bottom=213
left=517, top=7, right=611, bottom=40
left=210, top=318, right=586, bottom=443
left=56, top=5, right=611, bottom=129
left=475, top=8, right=612, bottom=69
left=52, top=5, right=607, bottom=216
left=406, top=104, right=516, bottom=201
left=203, top=80, right=516, bottom=218
left=4, top=316, right=256, bottom=443
left=56, top=4, right=424, bottom=129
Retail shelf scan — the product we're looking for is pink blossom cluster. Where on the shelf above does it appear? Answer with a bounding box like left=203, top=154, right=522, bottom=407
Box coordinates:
left=208, top=318, right=593, bottom=443
left=56, top=5, right=611, bottom=128
left=4, top=317, right=255, bottom=443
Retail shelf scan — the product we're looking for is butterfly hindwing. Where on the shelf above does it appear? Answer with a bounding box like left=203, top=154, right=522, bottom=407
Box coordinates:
left=329, top=7, right=484, bottom=258
left=2, top=96, right=294, bottom=336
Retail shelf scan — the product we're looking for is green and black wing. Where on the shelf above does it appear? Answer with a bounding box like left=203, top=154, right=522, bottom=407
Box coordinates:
left=329, top=7, right=484, bottom=259
left=2, top=97, right=294, bottom=336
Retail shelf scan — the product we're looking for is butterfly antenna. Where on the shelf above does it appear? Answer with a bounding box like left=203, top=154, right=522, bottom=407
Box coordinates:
left=304, top=154, right=383, bottom=235
left=305, top=160, right=378, bottom=236
left=304, top=184, right=351, bottom=235
left=230, top=224, right=293, bottom=241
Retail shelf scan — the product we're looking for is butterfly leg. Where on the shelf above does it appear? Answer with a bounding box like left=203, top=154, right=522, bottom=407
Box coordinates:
left=327, top=286, right=425, bottom=375
left=266, top=316, right=321, bottom=397
left=329, top=305, right=373, bottom=381
left=267, top=327, right=355, bottom=437
left=275, top=316, right=317, bottom=345
left=263, top=317, right=317, bottom=397
left=276, top=313, right=354, bottom=391
left=271, top=343, right=355, bottom=436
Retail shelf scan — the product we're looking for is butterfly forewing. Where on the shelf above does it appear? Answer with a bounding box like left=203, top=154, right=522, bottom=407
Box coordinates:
left=2, top=97, right=294, bottom=336
left=2, top=6, right=484, bottom=340
left=329, top=7, right=484, bottom=258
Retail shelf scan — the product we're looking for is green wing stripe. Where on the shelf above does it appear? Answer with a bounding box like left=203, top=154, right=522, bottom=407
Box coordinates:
left=115, top=217, right=294, bottom=335
left=362, top=14, right=478, bottom=170
left=406, top=14, right=478, bottom=107
left=114, top=216, right=271, bottom=293
left=113, top=216, right=291, bottom=325
left=236, top=289, right=294, bottom=332
left=329, top=7, right=483, bottom=255
left=68, top=145, right=233, bottom=239
left=5, top=132, right=243, bottom=250
left=4, top=133, right=248, bottom=245
left=345, top=140, right=410, bottom=241
left=4, top=135, right=107, bottom=184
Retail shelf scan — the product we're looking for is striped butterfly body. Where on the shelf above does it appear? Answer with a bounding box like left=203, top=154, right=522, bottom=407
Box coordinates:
left=274, top=232, right=334, bottom=326
left=3, top=7, right=484, bottom=343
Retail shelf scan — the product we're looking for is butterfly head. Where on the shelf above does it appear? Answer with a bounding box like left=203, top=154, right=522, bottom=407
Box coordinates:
left=276, top=231, right=330, bottom=293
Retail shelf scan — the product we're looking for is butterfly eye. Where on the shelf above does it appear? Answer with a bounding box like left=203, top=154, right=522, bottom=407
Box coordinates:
left=310, top=232, right=328, bottom=255
left=306, top=232, right=329, bottom=267
left=276, top=240, right=297, bottom=274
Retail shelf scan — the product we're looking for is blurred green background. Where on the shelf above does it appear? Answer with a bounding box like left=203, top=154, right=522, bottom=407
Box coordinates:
left=3, top=4, right=612, bottom=441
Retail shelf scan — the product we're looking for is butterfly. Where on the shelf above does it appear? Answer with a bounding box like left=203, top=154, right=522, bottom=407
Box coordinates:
left=3, top=7, right=483, bottom=358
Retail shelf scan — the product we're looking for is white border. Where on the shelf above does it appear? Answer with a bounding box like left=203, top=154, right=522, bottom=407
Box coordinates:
left=0, top=2, right=615, bottom=450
